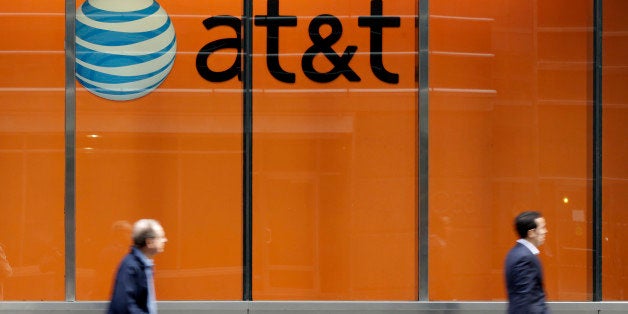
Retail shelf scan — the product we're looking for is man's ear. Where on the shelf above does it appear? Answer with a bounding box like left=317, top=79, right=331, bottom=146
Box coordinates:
left=526, top=229, right=535, bottom=239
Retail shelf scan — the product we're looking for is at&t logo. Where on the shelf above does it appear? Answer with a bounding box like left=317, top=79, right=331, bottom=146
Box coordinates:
left=75, top=0, right=177, bottom=101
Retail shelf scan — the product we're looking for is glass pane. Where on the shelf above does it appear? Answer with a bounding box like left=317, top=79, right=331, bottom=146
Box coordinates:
left=74, top=0, right=243, bottom=300
left=251, top=0, right=418, bottom=300
left=602, top=0, right=628, bottom=301
left=0, top=1, right=65, bottom=300
left=429, top=0, right=592, bottom=300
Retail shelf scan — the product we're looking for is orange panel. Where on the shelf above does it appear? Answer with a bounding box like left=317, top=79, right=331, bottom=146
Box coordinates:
left=251, top=0, right=418, bottom=300
left=74, top=0, right=243, bottom=300
left=429, top=0, right=592, bottom=301
left=0, top=2, right=65, bottom=301
left=602, top=0, right=628, bottom=301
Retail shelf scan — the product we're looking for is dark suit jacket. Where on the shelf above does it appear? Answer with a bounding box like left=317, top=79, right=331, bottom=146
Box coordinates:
left=108, top=248, right=151, bottom=314
left=504, top=242, right=549, bottom=314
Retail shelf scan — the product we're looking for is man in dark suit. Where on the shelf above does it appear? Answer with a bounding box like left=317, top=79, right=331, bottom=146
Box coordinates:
left=504, top=211, right=549, bottom=314
left=108, top=219, right=167, bottom=314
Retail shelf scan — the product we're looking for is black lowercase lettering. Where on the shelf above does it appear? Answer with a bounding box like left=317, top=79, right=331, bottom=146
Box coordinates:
left=254, top=0, right=297, bottom=83
left=358, top=0, right=400, bottom=84
left=302, top=15, right=360, bottom=83
left=196, top=16, right=242, bottom=82
left=196, top=0, right=403, bottom=84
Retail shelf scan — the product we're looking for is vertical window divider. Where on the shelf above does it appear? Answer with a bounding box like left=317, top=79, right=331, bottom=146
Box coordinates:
left=592, top=0, right=603, bottom=302
left=64, top=0, right=77, bottom=302
left=418, top=0, right=429, bottom=302
left=242, top=0, right=254, bottom=302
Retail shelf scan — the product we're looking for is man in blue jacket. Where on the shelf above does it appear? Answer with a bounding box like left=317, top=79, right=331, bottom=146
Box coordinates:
left=108, top=219, right=167, bottom=314
left=504, top=211, right=549, bottom=314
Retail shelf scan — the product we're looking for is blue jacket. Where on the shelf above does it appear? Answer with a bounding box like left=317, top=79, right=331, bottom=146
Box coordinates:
left=108, top=248, right=151, bottom=314
left=504, top=242, right=549, bottom=314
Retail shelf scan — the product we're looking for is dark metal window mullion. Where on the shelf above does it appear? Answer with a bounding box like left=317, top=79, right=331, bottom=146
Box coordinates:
left=592, top=0, right=603, bottom=302
left=242, top=0, right=254, bottom=302
left=64, top=0, right=77, bottom=302
left=418, top=0, right=429, bottom=302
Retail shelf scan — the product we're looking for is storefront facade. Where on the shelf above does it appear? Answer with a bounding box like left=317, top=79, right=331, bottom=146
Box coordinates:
left=0, top=0, right=626, bottom=312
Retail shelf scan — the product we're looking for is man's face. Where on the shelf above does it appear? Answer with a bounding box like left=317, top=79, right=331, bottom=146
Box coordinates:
left=529, top=217, right=548, bottom=247
left=146, top=225, right=167, bottom=256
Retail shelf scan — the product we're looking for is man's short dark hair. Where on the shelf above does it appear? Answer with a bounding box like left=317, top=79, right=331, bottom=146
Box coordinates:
left=132, top=219, right=160, bottom=248
left=514, top=211, right=542, bottom=239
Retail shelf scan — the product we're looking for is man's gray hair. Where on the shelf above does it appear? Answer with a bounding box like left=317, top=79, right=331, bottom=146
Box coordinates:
left=132, top=219, right=162, bottom=248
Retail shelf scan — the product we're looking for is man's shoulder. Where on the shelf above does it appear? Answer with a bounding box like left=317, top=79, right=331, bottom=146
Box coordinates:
left=507, top=242, right=524, bottom=253
left=119, top=250, right=143, bottom=269
left=506, top=243, right=533, bottom=262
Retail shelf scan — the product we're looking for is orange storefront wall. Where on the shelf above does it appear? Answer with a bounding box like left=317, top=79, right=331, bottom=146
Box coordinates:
left=74, top=1, right=244, bottom=300
left=429, top=0, right=593, bottom=300
left=602, top=0, right=628, bottom=301
left=250, top=0, right=418, bottom=300
left=0, top=1, right=65, bottom=300
left=72, top=0, right=418, bottom=301
left=1, top=0, right=626, bottom=303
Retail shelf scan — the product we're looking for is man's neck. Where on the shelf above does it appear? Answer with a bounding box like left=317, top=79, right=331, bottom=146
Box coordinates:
left=133, top=246, right=155, bottom=260
left=517, top=238, right=540, bottom=255
left=139, top=248, right=155, bottom=259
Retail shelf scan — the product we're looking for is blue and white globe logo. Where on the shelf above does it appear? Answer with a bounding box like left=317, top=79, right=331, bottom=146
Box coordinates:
left=76, top=0, right=177, bottom=101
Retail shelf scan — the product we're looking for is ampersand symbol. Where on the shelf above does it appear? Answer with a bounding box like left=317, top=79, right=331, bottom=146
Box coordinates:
left=301, top=14, right=361, bottom=83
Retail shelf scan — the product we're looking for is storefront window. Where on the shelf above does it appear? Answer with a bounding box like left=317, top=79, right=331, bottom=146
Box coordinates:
left=251, top=0, right=419, bottom=300
left=429, top=0, right=593, bottom=300
left=74, top=0, right=243, bottom=300
left=1, top=0, right=625, bottom=306
left=0, top=1, right=65, bottom=300
left=602, top=0, right=628, bottom=301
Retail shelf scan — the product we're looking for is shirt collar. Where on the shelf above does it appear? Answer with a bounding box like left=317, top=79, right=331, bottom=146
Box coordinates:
left=517, top=238, right=540, bottom=255
left=132, top=247, right=154, bottom=267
